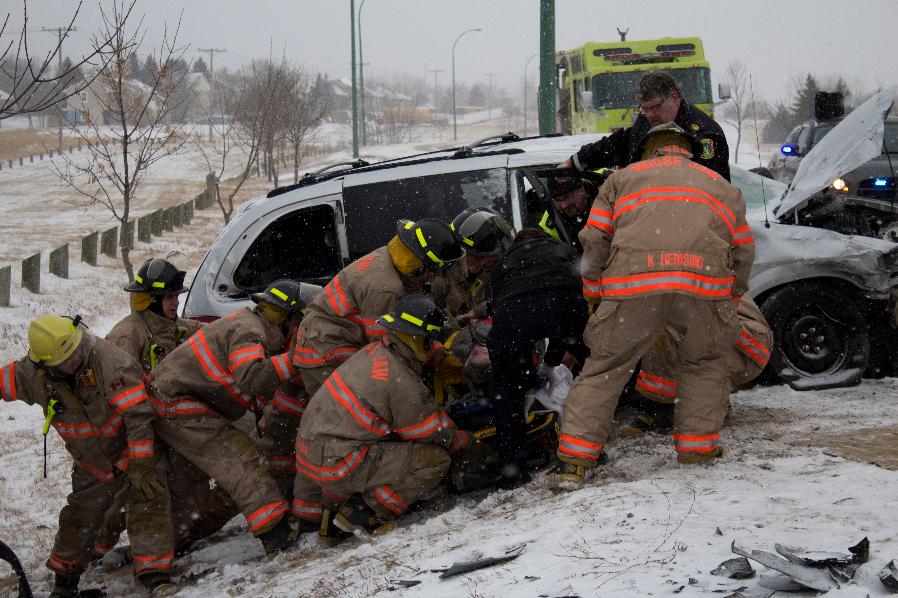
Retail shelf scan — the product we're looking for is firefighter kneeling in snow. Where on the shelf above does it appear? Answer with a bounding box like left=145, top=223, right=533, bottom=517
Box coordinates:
left=542, top=122, right=755, bottom=490
left=0, top=316, right=175, bottom=596
left=292, top=294, right=473, bottom=537
left=621, top=297, right=772, bottom=437
left=149, top=279, right=317, bottom=556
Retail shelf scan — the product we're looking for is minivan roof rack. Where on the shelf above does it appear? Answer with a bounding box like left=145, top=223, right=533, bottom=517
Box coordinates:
left=265, top=132, right=563, bottom=199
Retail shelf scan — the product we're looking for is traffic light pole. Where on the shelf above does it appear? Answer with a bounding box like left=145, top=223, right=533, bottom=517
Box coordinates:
left=538, top=0, right=556, bottom=135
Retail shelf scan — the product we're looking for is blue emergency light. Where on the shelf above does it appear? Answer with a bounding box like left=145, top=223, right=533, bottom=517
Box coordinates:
left=874, top=178, right=889, bottom=187
left=780, top=145, right=795, bottom=155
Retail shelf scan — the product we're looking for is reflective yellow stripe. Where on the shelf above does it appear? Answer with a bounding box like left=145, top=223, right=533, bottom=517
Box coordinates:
left=401, top=312, right=423, bottom=326
left=426, top=324, right=441, bottom=331
left=416, top=227, right=428, bottom=247
left=135, top=275, right=143, bottom=283
left=426, top=250, right=443, bottom=265
left=270, top=288, right=288, bottom=301
left=152, top=281, right=165, bottom=288
left=382, top=314, right=395, bottom=323
left=539, top=211, right=560, bottom=240
left=404, top=221, right=415, bottom=230
left=462, top=237, right=474, bottom=246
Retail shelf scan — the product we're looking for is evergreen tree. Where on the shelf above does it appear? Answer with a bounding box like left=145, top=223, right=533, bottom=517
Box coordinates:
left=141, top=54, right=159, bottom=84
left=468, top=83, right=486, bottom=108
left=791, top=74, right=818, bottom=122
left=57, top=56, right=85, bottom=83
left=763, top=101, right=794, bottom=143
left=126, top=53, right=142, bottom=80
left=193, top=56, right=208, bottom=74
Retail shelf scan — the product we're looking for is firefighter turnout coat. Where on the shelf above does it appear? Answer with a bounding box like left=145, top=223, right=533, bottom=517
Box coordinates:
left=106, top=309, right=202, bottom=373
left=292, top=335, right=470, bottom=523
left=292, top=246, right=422, bottom=395
left=0, top=336, right=173, bottom=577
left=558, top=150, right=754, bottom=465
left=149, top=307, right=301, bottom=537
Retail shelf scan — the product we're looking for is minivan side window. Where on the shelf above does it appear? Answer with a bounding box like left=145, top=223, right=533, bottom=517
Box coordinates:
left=232, top=204, right=342, bottom=291
left=342, top=168, right=510, bottom=261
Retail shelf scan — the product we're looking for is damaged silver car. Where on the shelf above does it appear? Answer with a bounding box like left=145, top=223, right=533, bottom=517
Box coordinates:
left=184, top=91, right=898, bottom=390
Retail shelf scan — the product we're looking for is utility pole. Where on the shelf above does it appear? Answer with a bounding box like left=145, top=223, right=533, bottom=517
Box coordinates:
left=350, top=0, right=359, bottom=158
left=538, top=0, right=556, bottom=135
left=41, top=26, right=75, bottom=151
left=198, top=48, right=226, bottom=141
left=485, top=72, right=496, bottom=120
left=427, top=68, right=444, bottom=113
left=358, top=0, right=368, bottom=146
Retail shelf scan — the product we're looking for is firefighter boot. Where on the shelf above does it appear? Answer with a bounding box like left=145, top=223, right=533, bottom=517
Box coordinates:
left=258, top=517, right=297, bottom=557
left=677, top=446, right=728, bottom=465
left=539, top=457, right=591, bottom=491
left=333, top=495, right=396, bottom=536
left=138, top=572, right=177, bottom=596
left=619, top=400, right=674, bottom=438
left=318, top=508, right=353, bottom=547
left=48, top=574, right=80, bottom=598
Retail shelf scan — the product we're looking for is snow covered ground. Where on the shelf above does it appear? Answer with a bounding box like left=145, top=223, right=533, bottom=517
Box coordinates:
left=1, top=118, right=896, bottom=597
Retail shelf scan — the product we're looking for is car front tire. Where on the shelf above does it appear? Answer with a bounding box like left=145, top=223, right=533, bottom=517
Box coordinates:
left=759, top=281, right=869, bottom=390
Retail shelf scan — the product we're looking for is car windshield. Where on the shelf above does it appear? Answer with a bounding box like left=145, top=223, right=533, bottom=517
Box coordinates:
left=731, top=167, right=787, bottom=213
left=589, top=67, right=711, bottom=110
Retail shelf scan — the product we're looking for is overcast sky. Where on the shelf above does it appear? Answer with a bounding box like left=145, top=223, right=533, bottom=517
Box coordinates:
left=8, top=0, right=898, bottom=105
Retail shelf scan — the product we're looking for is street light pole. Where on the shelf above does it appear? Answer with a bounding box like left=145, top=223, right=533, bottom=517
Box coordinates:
left=485, top=72, right=496, bottom=120
left=358, top=0, right=368, bottom=146
left=452, top=27, right=482, bottom=142
left=350, top=0, right=359, bottom=158
left=523, top=53, right=537, bottom=135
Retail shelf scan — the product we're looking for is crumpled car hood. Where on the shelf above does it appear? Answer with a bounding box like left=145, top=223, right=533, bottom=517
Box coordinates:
left=774, top=86, right=897, bottom=218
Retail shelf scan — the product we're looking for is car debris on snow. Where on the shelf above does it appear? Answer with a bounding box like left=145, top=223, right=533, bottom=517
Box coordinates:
left=711, top=556, right=756, bottom=579
left=880, top=559, right=898, bottom=593
left=731, top=537, right=869, bottom=591
left=434, top=544, right=526, bottom=579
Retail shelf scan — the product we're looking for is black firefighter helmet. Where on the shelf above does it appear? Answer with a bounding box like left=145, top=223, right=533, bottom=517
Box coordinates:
left=125, top=257, right=188, bottom=295
left=251, top=279, right=321, bottom=316
left=376, top=294, right=446, bottom=339
left=452, top=208, right=515, bottom=257
left=396, top=218, right=465, bottom=272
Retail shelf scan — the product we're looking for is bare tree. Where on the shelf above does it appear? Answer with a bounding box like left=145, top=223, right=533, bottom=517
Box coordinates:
left=50, top=2, right=190, bottom=280
left=284, top=67, right=328, bottom=183
left=0, top=1, right=136, bottom=120
left=207, top=59, right=291, bottom=223
left=719, top=60, right=750, bottom=164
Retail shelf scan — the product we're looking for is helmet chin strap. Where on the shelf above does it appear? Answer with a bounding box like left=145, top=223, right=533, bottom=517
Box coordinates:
left=392, top=332, right=429, bottom=362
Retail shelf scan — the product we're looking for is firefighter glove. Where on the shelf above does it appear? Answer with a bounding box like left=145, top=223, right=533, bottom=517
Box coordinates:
left=127, top=459, right=166, bottom=501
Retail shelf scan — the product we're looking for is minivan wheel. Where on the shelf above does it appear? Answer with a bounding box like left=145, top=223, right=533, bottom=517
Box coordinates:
left=759, top=282, right=869, bottom=387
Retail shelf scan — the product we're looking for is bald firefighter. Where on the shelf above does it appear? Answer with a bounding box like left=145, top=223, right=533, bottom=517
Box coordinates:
left=0, top=316, right=174, bottom=596
left=433, top=207, right=515, bottom=322
left=292, top=218, right=464, bottom=396
left=149, top=280, right=317, bottom=555
left=543, top=122, right=755, bottom=489
left=291, top=295, right=472, bottom=536
left=621, top=297, right=772, bottom=436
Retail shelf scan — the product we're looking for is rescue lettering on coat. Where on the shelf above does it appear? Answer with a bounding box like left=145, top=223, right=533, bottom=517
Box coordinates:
left=648, top=252, right=704, bottom=269
left=370, top=355, right=389, bottom=381
left=355, top=254, right=377, bottom=271
left=629, top=156, right=682, bottom=172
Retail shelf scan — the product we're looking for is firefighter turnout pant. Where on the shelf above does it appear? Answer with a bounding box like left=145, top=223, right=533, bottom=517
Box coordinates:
left=558, top=295, right=739, bottom=465
left=48, top=461, right=173, bottom=578
left=291, top=441, right=451, bottom=525
left=153, top=415, right=288, bottom=537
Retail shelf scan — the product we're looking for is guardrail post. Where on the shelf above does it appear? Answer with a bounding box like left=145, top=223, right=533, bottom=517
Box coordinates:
left=81, top=231, right=98, bottom=265
left=22, top=253, right=40, bottom=294
left=138, top=215, right=152, bottom=242
left=151, top=210, right=163, bottom=236
left=172, top=205, right=183, bottom=228
left=49, top=244, right=69, bottom=279
left=121, top=220, right=135, bottom=251
left=100, top=227, right=118, bottom=258
left=0, top=266, right=10, bottom=307
left=162, top=208, right=173, bottom=232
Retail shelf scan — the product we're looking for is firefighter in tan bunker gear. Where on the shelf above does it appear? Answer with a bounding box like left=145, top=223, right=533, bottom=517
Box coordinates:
left=96, top=257, right=219, bottom=562
left=291, top=294, right=472, bottom=537
left=621, top=297, right=772, bottom=436
left=432, top=208, right=515, bottom=321
left=0, top=316, right=175, bottom=597
left=291, top=218, right=464, bottom=396
left=149, top=279, right=316, bottom=555
left=542, top=122, right=755, bottom=489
